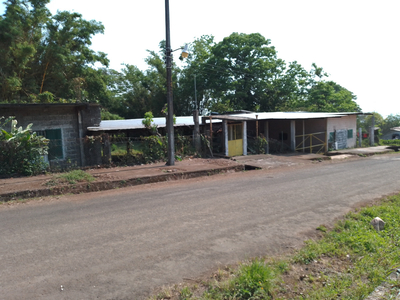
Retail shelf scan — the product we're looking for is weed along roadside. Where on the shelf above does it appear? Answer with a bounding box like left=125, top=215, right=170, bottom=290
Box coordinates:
left=149, top=193, right=400, bottom=300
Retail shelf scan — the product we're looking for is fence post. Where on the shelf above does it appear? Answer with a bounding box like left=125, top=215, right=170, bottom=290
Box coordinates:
left=370, top=114, right=375, bottom=146
left=209, top=116, right=213, bottom=150
left=193, top=110, right=201, bottom=153
left=102, top=133, right=111, bottom=165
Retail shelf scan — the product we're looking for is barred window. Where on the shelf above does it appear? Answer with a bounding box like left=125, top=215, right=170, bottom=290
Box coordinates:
left=35, top=129, right=63, bottom=159
left=347, top=129, right=353, bottom=139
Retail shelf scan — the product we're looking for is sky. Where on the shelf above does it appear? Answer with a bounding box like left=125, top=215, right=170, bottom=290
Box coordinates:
left=1, top=0, right=399, bottom=117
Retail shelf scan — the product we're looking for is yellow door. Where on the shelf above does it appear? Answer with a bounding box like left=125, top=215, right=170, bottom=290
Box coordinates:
left=228, top=124, right=243, bottom=156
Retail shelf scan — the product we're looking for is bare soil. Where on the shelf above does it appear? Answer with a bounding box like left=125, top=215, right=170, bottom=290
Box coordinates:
left=0, top=158, right=243, bottom=200
left=0, top=154, right=364, bottom=202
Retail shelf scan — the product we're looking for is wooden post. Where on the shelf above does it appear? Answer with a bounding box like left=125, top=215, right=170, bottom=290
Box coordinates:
left=209, top=116, right=213, bottom=150
left=126, top=130, right=130, bottom=154
left=256, top=115, right=259, bottom=138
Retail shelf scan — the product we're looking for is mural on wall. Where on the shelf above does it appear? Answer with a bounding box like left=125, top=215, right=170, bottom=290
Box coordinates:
left=336, top=129, right=348, bottom=150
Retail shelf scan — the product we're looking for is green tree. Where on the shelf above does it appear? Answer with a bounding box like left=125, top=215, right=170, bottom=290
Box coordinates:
left=179, top=33, right=313, bottom=114
left=381, top=114, right=400, bottom=134
left=0, top=0, right=50, bottom=101
left=0, top=0, right=109, bottom=103
left=204, top=32, right=287, bottom=112
left=358, top=112, right=384, bottom=134
left=112, top=42, right=180, bottom=119
left=100, top=108, right=123, bottom=120
left=175, top=35, right=215, bottom=115
left=305, top=81, right=360, bottom=112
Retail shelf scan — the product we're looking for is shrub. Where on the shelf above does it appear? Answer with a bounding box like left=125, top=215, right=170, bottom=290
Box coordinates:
left=141, top=135, right=167, bottom=162
left=0, top=117, right=49, bottom=176
left=248, top=136, right=268, bottom=154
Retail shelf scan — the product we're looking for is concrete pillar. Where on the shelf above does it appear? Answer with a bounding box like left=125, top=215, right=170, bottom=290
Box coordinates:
left=77, top=110, right=85, bottom=167
left=290, top=120, right=296, bottom=151
left=302, top=120, right=305, bottom=153
left=243, top=121, right=247, bottom=156
left=370, top=114, right=375, bottom=146
left=359, top=127, right=362, bottom=147
left=325, top=118, right=329, bottom=153
left=223, top=120, right=228, bottom=156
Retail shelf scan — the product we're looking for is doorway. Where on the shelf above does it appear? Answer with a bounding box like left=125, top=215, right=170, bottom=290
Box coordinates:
left=228, top=123, right=243, bottom=156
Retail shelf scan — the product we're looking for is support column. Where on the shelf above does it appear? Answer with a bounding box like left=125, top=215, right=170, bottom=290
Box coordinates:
left=359, top=127, right=362, bottom=147
left=264, top=121, right=269, bottom=154
left=193, top=110, right=201, bottom=153
left=243, top=121, right=247, bottom=156
left=325, top=118, right=329, bottom=153
left=290, top=120, right=296, bottom=151
left=302, top=120, right=305, bottom=153
left=223, top=120, right=228, bottom=156
left=209, top=116, right=213, bottom=150
left=370, top=114, right=375, bottom=146
left=77, top=110, right=85, bottom=167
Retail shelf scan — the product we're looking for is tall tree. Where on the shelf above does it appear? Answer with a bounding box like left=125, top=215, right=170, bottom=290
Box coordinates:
left=110, top=41, right=181, bottom=119
left=381, top=114, right=400, bottom=134
left=306, top=81, right=361, bottom=112
left=0, top=0, right=109, bottom=103
left=180, top=33, right=313, bottom=114
left=175, top=35, right=215, bottom=115
left=204, top=32, right=287, bottom=112
left=0, top=0, right=50, bottom=101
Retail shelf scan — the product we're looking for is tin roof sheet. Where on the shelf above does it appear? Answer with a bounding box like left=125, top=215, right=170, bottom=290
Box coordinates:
left=211, top=111, right=361, bottom=121
left=87, top=116, right=220, bottom=131
left=87, top=112, right=362, bottom=131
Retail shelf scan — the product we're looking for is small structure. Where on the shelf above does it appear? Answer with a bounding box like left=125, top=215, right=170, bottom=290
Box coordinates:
left=205, top=111, right=362, bottom=157
left=0, top=103, right=101, bottom=167
left=381, top=127, right=400, bottom=140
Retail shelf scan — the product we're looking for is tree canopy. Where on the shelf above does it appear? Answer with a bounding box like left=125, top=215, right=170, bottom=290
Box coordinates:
left=1, top=2, right=363, bottom=120
left=0, top=0, right=109, bottom=103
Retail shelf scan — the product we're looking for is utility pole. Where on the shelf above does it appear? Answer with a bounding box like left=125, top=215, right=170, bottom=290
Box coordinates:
left=165, top=0, right=174, bottom=165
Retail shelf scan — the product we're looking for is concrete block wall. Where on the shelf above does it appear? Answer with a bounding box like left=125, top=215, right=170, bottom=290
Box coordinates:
left=0, top=104, right=101, bottom=167
left=327, top=115, right=357, bottom=149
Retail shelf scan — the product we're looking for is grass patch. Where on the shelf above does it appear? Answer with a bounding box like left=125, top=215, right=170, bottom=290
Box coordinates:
left=149, top=193, right=400, bottom=299
left=46, top=170, right=96, bottom=186
left=111, top=142, right=142, bottom=156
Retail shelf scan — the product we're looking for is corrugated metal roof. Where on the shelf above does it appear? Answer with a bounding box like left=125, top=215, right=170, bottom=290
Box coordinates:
left=88, top=116, right=220, bottom=131
left=211, top=111, right=361, bottom=121
left=87, top=112, right=362, bottom=131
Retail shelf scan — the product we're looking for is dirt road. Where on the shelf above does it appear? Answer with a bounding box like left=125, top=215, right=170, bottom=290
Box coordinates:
left=1, top=153, right=400, bottom=299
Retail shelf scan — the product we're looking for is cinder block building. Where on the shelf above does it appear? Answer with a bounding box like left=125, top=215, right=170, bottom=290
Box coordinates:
left=0, top=103, right=101, bottom=167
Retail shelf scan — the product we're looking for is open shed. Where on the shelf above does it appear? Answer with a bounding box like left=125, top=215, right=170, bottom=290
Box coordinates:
left=205, top=112, right=362, bottom=156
